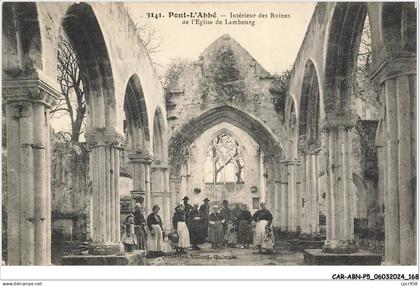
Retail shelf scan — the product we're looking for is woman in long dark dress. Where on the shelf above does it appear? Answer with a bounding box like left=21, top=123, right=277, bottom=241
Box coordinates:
left=187, top=203, right=205, bottom=250
left=133, top=203, right=147, bottom=250
left=172, top=204, right=191, bottom=253
left=208, top=206, right=224, bottom=248
left=237, top=204, right=253, bottom=248
left=252, top=202, right=273, bottom=252
left=146, top=205, right=164, bottom=257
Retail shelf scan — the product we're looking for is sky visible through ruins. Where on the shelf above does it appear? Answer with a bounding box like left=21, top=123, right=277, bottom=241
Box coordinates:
left=126, top=2, right=316, bottom=75
left=51, top=2, right=316, bottom=135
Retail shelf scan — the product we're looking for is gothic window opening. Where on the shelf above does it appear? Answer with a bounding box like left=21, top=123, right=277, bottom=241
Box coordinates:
left=204, top=132, right=245, bottom=184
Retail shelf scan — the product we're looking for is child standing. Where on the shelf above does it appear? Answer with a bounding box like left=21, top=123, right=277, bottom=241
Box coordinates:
left=261, top=226, right=274, bottom=254
left=122, top=215, right=138, bottom=252
left=225, top=217, right=237, bottom=248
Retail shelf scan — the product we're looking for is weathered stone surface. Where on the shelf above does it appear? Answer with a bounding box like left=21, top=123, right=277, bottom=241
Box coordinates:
left=61, top=250, right=146, bottom=265
left=288, top=239, right=324, bottom=252
left=303, top=249, right=382, bottom=265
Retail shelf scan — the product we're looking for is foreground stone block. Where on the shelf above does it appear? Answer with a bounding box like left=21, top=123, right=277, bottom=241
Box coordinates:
left=303, top=249, right=382, bottom=265
left=288, top=239, right=324, bottom=252
left=61, top=250, right=146, bottom=265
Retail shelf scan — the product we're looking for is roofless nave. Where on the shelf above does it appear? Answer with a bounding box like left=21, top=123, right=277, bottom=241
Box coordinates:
left=1, top=2, right=416, bottom=266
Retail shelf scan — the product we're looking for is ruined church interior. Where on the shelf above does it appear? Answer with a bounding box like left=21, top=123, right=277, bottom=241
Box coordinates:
left=1, top=2, right=417, bottom=267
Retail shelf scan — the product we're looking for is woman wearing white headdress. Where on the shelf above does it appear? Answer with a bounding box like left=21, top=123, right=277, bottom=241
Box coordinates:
left=252, top=202, right=273, bottom=252
left=172, top=203, right=191, bottom=253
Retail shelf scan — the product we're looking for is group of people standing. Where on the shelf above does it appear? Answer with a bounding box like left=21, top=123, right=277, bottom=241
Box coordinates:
left=122, top=202, right=168, bottom=257
left=121, top=197, right=275, bottom=257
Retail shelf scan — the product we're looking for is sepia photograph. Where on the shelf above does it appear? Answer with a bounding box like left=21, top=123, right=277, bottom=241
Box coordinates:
left=0, top=0, right=418, bottom=284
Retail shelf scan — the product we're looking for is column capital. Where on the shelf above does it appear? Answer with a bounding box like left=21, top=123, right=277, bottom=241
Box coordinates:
left=369, top=47, right=416, bottom=86
left=151, top=191, right=171, bottom=198
left=85, top=127, right=125, bottom=148
left=321, top=114, right=358, bottom=131
left=298, top=135, right=323, bottom=155
left=130, top=189, right=145, bottom=198
left=3, top=73, right=61, bottom=108
left=151, top=164, right=169, bottom=171
left=128, top=150, right=154, bottom=164
left=169, top=176, right=181, bottom=183
left=280, top=159, right=300, bottom=166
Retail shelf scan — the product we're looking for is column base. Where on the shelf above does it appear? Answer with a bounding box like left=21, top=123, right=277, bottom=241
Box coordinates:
left=286, top=232, right=323, bottom=252
left=288, top=240, right=324, bottom=252
left=299, top=232, right=323, bottom=241
left=286, top=231, right=301, bottom=239
left=62, top=250, right=146, bottom=265
left=273, top=227, right=288, bottom=240
left=322, top=239, right=358, bottom=254
left=89, top=242, right=124, bottom=255
left=303, top=249, right=382, bottom=265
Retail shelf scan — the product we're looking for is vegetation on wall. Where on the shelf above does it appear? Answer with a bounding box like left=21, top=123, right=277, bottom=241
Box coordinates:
left=199, top=45, right=245, bottom=103
left=270, top=68, right=292, bottom=117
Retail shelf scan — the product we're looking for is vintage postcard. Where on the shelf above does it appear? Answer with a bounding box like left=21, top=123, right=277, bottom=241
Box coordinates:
left=1, top=1, right=418, bottom=284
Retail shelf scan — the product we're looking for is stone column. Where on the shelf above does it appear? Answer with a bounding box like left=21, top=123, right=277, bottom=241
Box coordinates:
left=3, top=76, right=59, bottom=265
left=128, top=151, right=153, bottom=216
left=259, top=152, right=267, bottom=204
left=169, top=175, right=180, bottom=226
left=151, top=165, right=171, bottom=232
left=296, top=159, right=303, bottom=234
left=265, top=162, right=273, bottom=213
left=279, top=162, right=288, bottom=233
left=286, top=160, right=300, bottom=237
left=85, top=128, right=124, bottom=255
left=322, top=115, right=358, bottom=254
left=179, top=163, right=189, bottom=202
left=370, top=54, right=416, bottom=265
left=272, top=163, right=281, bottom=228
left=300, top=150, right=320, bottom=237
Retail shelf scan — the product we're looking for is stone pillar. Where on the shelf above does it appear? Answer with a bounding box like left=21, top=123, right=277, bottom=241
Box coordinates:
left=85, top=128, right=124, bottom=255
left=128, top=151, right=153, bottom=216
left=322, top=116, right=358, bottom=254
left=179, top=163, right=189, bottom=202
left=300, top=150, right=320, bottom=237
left=259, top=152, right=267, bottom=204
left=370, top=54, right=416, bottom=265
left=272, top=164, right=281, bottom=228
left=169, top=175, right=180, bottom=226
left=3, top=76, right=59, bottom=265
left=265, top=162, right=273, bottom=212
left=375, top=117, right=387, bottom=253
left=151, top=165, right=171, bottom=232
left=296, top=159, right=303, bottom=234
left=286, top=160, right=300, bottom=237
left=279, top=162, right=288, bottom=233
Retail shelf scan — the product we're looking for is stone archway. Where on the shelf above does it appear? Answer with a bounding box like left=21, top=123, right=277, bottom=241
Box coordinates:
left=297, top=59, right=322, bottom=238
left=373, top=2, right=416, bottom=265
left=3, top=2, right=57, bottom=266
left=123, top=74, right=154, bottom=217
left=168, top=105, right=286, bottom=228
left=321, top=2, right=374, bottom=256
left=320, top=2, right=416, bottom=263
left=61, top=3, right=122, bottom=256
left=283, top=95, right=300, bottom=236
left=3, top=2, right=123, bottom=264
left=150, top=106, right=170, bottom=231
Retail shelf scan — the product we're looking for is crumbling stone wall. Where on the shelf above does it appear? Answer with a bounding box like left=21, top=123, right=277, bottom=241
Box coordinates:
left=51, top=140, right=91, bottom=241
left=166, top=34, right=287, bottom=148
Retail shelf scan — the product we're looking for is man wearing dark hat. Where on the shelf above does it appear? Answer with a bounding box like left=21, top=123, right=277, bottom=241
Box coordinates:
left=182, top=196, right=194, bottom=220
left=199, top=198, right=210, bottom=239
left=220, top=200, right=232, bottom=236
